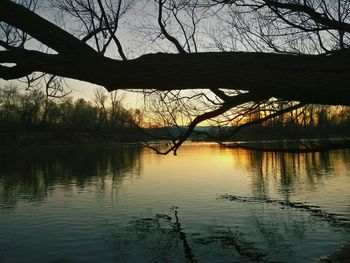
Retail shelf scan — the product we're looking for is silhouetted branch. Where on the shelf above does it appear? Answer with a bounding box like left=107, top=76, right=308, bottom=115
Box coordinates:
left=0, top=0, right=96, bottom=56
left=263, top=0, right=350, bottom=33
left=157, top=0, right=187, bottom=54
left=145, top=91, right=268, bottom=155
left=96, top=0, right=127, bottom=60
left=218, top=102, right=306, bottom=140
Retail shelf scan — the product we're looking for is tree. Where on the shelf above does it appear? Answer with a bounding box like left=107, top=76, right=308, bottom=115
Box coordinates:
left=1, top=0, right=350, bottom=153
left=93, top=87, right=108, bottom=127
left=18, top=88, right=44, bottom=127
left=0, top=84, right=20, bottom=124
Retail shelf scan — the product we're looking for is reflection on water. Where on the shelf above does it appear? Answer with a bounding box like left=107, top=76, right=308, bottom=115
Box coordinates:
left=234, top=148, right=350, bottom=211
left=0, top=146, right=141, bottom=210
left=0, top=143, right=349, bottom=262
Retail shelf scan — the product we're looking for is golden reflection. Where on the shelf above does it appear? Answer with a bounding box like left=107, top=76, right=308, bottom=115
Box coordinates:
left=1, top=143, right=349, bottom=210
left=227, top=149, right=350, bottom=203
left=139, top=143, right=350, bottom=205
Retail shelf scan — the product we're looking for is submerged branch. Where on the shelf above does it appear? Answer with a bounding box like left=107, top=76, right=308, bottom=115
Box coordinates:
left=220, top=194, right=350, bottom=229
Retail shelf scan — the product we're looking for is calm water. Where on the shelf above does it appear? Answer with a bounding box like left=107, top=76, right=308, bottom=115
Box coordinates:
left=0, top=143, right=349, bottom=263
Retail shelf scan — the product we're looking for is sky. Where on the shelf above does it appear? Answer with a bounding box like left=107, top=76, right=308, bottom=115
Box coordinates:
left=0, top=76, right=145, bottom=110
left=66, top=79, right=146, bottom=109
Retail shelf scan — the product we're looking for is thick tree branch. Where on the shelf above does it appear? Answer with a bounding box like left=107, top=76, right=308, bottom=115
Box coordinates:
left=263, top=0, right=350, bottom=33
left=210, top=88, right=232, bottom=101
left=1, top=48, right=350, bottom=106
left=108, top=52, right=350, bottom=106
left=0, top=0, right=97, bottom=57
left=0, top=64, right=32, bottom=79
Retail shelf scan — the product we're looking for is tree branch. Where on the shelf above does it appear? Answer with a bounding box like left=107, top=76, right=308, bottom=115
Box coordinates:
left=157, top=0, right=187, bottom=54
left=0, top=64, right=32, bottom=79
left=96, top=0, right=127, bottom=60
left=263, top=0, right=350, bottom=33
left=217, top=102, right=306, bottom=140
left=148, top=91, right=268, bottom=155
left=0, top=0, right=97, bottom=56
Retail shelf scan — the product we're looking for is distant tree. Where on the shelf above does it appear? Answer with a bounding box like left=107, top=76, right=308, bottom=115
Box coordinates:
left=18, top=89, right=44, bottom=127
left=109, top=90, right=125, bottom=129
left=44, top=100, right=61, bottom=126
left=93, top=87, right=108, bottom=128
left=0, top=85, right=20, bottom=124
left=70, top=98, right=98, bottom=131
left=58, top=97, right=74, bottom=127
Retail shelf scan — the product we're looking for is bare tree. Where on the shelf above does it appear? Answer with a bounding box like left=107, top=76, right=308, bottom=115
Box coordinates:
left=94, top=86, right=108, bottom=126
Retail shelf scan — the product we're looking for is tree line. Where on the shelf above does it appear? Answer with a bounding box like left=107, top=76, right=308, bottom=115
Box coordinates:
left=220, top=103, right=350, bottom=140
left=245, top=103, right=350, bottom=132
left=1, top=83, right=349, bottom=141
left=0, top=85, right=142, bottom=134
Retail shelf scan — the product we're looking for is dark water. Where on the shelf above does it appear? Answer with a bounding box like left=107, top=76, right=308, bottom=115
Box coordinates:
left=0, top=143, right=349, bottom=263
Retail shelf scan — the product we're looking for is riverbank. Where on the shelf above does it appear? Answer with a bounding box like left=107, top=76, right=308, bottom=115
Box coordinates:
left=0, top=130, right=147, bottom=149
left=1, top=126, right=350, bottom=152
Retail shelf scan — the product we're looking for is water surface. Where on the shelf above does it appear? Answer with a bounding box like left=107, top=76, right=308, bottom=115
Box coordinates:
left=0, top=143, right=349, bottom=262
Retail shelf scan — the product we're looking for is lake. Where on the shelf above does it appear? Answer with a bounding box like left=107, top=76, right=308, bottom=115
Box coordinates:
left=0, top=143, right=349, bottom=262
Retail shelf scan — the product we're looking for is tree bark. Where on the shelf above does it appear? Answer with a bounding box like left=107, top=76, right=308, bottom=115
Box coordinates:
left=3, top=50, right=349, bottom=105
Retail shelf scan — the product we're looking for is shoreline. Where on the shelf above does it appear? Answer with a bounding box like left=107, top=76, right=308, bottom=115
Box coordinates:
left=1, top=133, right=350, bottom=154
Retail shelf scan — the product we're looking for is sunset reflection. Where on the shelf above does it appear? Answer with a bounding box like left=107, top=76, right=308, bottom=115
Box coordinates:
left=0, top=144, right=349, bottom=262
